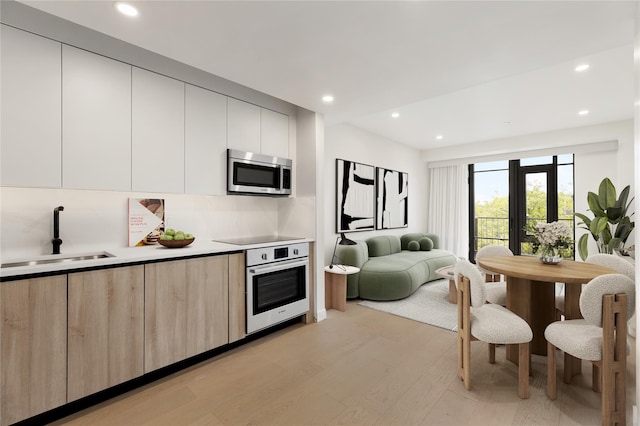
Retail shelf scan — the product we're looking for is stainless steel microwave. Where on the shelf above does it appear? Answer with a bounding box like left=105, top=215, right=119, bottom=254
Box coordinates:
left=227, top=149, right=292, bottom=196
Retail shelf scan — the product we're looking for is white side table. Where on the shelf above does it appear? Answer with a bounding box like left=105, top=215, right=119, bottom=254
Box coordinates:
left=324, top=265, right=360, bottom=312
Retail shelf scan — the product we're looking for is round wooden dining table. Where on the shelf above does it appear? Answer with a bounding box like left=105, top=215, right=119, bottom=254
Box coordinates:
left=477, top=255, right=616, bottom=379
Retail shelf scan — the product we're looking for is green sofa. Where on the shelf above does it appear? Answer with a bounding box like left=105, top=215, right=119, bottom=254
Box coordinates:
left=335, top=233, right=457, bottom=301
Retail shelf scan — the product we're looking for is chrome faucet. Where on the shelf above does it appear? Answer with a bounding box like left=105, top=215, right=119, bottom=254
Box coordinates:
left=52, top=206, right=64, bottom=254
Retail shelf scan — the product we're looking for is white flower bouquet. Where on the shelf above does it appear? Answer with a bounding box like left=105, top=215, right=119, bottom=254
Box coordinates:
left=532, top=221, right=572, bottom=263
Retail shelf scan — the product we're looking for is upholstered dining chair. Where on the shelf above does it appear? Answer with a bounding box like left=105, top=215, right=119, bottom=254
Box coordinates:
left=475, top=244, right=513, bottom=306
left=454, top=259, right=533, bottom=399
left=555, top=254, right=635, bottom=320
left=546, top=273, right=635, bottom=426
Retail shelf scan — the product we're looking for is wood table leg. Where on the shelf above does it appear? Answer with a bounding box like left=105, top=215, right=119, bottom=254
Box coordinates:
left=506, top=276, right=531, bottom=364
left=506, top=277, right=555, bottom=363
left=530, top=280, right=555, bottom=356
left=324, top=271, right=347, bottom=312
left=448, top=279, right=457, bottom=304
left=563, top=282, right=585, bottom=381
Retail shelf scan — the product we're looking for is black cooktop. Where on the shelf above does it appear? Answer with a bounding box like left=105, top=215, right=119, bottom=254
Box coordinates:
left=212, top=235, right=303, bottom=246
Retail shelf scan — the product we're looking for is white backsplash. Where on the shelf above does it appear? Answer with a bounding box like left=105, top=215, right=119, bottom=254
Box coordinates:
left=0, top=187, right=280, bottom=259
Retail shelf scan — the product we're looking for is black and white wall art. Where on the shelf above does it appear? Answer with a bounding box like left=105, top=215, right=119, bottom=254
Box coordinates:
left=376, top=167, right=408, bottom=229
left=336, top=159, right=375, bottom=232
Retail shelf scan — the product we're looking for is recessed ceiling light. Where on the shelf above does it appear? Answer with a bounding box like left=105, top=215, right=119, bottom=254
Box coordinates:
left=391, top=112, right=400, bottom=118
left=322, top=95, right=334, bottom=103
left=575, top=64, right=590, bottom=72
left=578, top=110, right=589, bottom=116
left=115, top=2, right=139, bottom=17
left=436, top=135, right=443, bottom=140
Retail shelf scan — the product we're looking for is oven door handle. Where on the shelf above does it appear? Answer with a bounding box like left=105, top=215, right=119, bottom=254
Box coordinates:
left=248, top=258, right=308, bottom=274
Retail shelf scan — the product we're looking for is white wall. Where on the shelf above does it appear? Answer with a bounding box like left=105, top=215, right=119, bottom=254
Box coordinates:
left=633, top=5, right=639, bottom=416
left=0, top=188, right=280, bottom=259
left=422, top=119, right=635, bottom=258
left=279, top=108, right=326, bottom=322
left=324, top=123, right=429, bottom=265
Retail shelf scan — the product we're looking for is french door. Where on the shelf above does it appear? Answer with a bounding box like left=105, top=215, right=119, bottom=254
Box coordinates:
left=469, top=155, right=574, bottom=262
left=513, top=162, right=557, bottom=256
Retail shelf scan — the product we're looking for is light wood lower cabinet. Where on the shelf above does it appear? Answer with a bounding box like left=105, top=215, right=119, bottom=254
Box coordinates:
left=185, top=256, right=229, bottom=358
left=67, top=266, right=144, bottom=402
left=1, top=276, right=67, bottom=426
left=145, top=255, right=229, bottom=372
left=228, top=253, right=246, bottom=343
left=1, top=253, right=247, bottom=424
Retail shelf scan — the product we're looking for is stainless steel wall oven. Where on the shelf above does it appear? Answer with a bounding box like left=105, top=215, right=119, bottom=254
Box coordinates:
left=246, top=242, right=309, bottom=334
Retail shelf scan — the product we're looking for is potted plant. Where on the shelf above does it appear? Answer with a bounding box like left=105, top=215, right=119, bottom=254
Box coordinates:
left=575, top=177, right=634, bottom=261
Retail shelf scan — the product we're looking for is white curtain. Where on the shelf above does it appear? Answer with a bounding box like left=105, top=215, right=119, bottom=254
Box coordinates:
left=427, top=165, right=469, bottom=258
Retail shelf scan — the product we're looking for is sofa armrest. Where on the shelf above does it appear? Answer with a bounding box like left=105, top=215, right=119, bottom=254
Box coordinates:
left=334, top=240, right=368, bottom=298
left=335, top=240, right=368, bottom=268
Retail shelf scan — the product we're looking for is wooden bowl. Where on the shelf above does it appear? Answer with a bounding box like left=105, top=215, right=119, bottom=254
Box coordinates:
left=157, top=237, right=195, bottom=248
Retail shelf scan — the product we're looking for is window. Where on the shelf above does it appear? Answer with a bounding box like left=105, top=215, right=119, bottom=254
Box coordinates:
left=469, top=155, right=574, bottom=261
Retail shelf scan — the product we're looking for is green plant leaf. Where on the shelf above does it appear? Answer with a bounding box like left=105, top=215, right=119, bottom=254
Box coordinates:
left=625, top=196, right=635, bottom=218
left=606, top=206, right=623, bottom=224
left=590, top=216, right=608, bottom=236
left=615, top=185, right=630, bottom=210
left=587, top=192, right=605, bottom=217
left=577, top=233, right=589, bottom=261
left=574, top=213, right=592, bottom=228
left=608, top=237, right=623, bottom=251
left=601, top=226, right=612, bottom=245
left=614, top=219, right=634, bottom=242
left=598, top=178, right=616, bottom=209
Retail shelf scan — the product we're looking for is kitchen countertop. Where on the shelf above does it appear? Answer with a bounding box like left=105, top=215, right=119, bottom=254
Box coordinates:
left=1, top=237, right=313, bottom=280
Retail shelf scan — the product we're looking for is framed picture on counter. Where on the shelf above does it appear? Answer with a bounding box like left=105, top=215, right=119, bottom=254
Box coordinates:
left=128, top=198, right=165, bottom=246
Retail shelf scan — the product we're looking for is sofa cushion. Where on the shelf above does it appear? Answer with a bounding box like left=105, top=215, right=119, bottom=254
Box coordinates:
left=401, top=233, right=441, bottom=250
left=408, top=240, right=420, bottom=251
left=367, top=235, right=401, bottom=257
left=419, top=237, right=433, bottom=251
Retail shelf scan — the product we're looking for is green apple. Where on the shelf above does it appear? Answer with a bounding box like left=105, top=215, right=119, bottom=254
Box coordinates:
left=164, top=228, right=176, bottom=236
left=185, top=233, right=194, bottom=239
left=160, top=234, right=173, bottom=241
left=174, top=233, right=185, bottom=241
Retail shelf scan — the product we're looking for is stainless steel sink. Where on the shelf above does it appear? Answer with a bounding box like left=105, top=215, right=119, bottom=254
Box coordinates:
left=1, top=251, right=115, bottom=268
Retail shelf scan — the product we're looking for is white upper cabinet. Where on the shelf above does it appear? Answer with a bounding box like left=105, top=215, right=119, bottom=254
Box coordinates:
left=261, top=108, right=289, bottom=159
left=227, top=98, right=261, bottom=154
left=132, top=68, right=185, bottom=193
left=1, top=25, right=62, bottom=188
left=227, top=98, right=289, bottom=159
left=62, top=46, right=132, bottom=191
left=185, top=85, right=227, bottom=195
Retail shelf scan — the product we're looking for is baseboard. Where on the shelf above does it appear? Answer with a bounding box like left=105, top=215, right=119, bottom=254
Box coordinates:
left=316, top=308, right=327, bottom=322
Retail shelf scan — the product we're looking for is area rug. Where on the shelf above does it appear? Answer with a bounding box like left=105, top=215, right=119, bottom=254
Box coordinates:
left=358, top=279, right=458, bottom=332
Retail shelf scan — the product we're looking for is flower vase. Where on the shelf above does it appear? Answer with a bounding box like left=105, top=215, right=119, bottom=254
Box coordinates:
left=539, top=246, right=562, bottom=265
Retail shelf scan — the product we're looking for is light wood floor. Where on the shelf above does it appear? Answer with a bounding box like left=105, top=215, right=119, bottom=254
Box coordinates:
left=54, top=300, right=636, bottom=425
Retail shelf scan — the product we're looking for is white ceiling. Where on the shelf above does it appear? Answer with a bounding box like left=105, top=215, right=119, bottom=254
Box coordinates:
left=20, top=1, right=637, bottom=150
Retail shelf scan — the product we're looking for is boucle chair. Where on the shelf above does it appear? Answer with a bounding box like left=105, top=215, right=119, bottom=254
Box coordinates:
left=555, top=254, right=635, bottom=320
left=613, top=252, right=637, bottom=337
left=475, top=244, right=513, bottom=306
left=454, top=259, right=533, bottom=399
left=546, top=273, right=635, bottom=426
